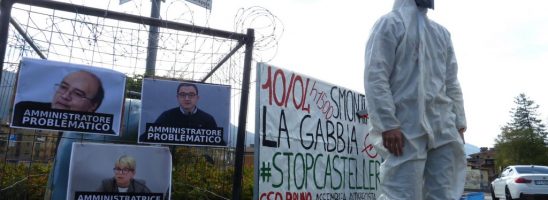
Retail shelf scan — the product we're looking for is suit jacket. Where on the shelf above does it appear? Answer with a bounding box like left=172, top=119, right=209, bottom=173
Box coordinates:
left=154, top=107, right=217, bottom=129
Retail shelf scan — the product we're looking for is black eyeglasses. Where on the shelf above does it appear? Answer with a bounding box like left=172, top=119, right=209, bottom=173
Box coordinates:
left=113, top=167, right=134, bottom=174
left=177, top=92, right=197, bottom=98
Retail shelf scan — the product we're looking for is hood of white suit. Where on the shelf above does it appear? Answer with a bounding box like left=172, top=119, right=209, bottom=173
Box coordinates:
left=393, top=0, right=433, bottom=11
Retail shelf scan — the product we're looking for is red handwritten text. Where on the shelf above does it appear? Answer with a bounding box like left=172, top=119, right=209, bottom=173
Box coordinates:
left=261, top=66, right=310, bottom=113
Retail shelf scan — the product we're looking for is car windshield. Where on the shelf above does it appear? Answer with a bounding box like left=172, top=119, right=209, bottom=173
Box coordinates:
left=515, top=166, right=548, bottom=174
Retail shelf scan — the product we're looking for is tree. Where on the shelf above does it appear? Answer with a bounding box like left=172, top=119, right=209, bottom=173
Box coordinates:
left=125, top=74, right=143, bottom=99
left=495, top=93, right=548, bottom=170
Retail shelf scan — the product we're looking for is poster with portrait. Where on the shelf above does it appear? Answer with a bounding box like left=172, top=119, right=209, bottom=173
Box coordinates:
left=66, top=142, right=172, bottom=200
left=255, top=63, right=382, bottom=199
left=10, top=58, right=126, bottom=136
left=138, top=78, right=231, bottom=146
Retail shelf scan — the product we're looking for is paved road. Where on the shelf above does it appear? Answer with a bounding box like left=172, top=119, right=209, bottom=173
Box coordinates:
left=462, top=192, right=492, bottom=200
left=483, top=192, right=492, bottom=200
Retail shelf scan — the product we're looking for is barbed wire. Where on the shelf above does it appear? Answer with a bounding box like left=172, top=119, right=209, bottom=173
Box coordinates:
left=234, top=6, right=284, bottom=63
left=1, top=1, right=284, bottom=197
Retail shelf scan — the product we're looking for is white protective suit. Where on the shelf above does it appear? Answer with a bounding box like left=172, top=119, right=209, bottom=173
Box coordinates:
left=364, top=0, right=467, bottom=199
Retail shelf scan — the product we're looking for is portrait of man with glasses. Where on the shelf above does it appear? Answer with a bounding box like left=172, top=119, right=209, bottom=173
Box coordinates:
left=10, top=58, right=125, bottom=135
left=139, top=79, right=230, bottom=146
left=51, top=70, right=104, bottom=112
left=154, top=82, right=217, bottom=129
left=14, top=70, right=104, bottom=113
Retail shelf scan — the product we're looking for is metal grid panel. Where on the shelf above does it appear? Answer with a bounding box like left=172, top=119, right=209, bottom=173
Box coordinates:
left=0, top=0, right=261, bottom=199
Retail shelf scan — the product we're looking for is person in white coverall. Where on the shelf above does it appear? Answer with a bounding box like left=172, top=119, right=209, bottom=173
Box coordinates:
left=364, top=0, right=467, bottom=199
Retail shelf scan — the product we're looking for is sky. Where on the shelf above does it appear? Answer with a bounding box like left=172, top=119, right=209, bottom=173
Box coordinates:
left=23, top=0, right=548, bottom=148
left=203, top=0, right=548, bottom=148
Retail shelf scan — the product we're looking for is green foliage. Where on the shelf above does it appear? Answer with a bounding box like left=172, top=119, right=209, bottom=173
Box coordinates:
left=171, top=147, right=254, bottom=200
left=506, top=94, right=547, bottom=134
left=0, top=162, right=51, bottom=199
left=125, top=74, right=143, bottom=99
left=241, top=166, right=254, bottom=200
left=495, top=93, right=548, bottom=171
left=0, top=148, right=256, bottom=199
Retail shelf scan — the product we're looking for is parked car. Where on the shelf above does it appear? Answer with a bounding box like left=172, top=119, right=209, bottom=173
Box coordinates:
left=490, top=165, right=548, bottom=200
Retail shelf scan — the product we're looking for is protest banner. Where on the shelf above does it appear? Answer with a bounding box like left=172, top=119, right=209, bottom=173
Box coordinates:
left=255, top=63, right=382, bottom=200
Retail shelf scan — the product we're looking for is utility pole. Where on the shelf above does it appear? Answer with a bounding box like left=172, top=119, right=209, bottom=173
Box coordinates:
left=145, top=0, right=162, bottom=77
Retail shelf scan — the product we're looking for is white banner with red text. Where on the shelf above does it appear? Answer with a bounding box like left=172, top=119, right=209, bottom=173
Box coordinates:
left=255, top=63, right=382, bottom=200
